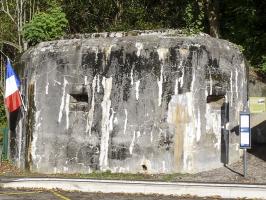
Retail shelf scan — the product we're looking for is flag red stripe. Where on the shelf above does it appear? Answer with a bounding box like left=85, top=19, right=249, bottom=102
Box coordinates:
left=5, top=90, right=22, bottom=112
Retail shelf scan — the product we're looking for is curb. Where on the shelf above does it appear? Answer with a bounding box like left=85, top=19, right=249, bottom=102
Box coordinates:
left=1, top=178, right=266, bottom=199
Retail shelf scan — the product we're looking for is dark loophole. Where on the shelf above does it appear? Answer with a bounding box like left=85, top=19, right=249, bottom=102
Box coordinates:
left=207, top=95, right=224, bottom=103
left=70, top=94, right=88, bottom=103
left=142, top=164, right=147, bottom=171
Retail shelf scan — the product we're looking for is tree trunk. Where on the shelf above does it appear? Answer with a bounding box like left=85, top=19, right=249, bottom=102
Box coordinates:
left=205, top=0, right=220, bottom=38
left=114, top=0, right=123, bottom=26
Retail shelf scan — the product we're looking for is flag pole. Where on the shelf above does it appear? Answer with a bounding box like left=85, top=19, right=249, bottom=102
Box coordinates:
left=19, top=91, right=27, bottom=112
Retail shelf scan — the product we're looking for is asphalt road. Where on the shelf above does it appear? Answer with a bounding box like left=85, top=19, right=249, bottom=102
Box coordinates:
left=0, top=188, right=236, bottom=200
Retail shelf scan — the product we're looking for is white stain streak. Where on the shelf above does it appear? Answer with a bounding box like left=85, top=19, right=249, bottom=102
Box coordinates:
left=135, top=42, right=143, bottom=57
left=225, top=94, right=228, bottom=103
left=175, top=79, right=178, bottom=95
left=157, top=48, right=169, bottom=61
left=209, top=72, right=213, bottom=95
left=241, top=61, right=246, bottom=81
left=32, top=109, right=40, bottom=170
left=84, top=76, right=88, bottom=85
left=130, top=68, right=134, bottom=85
left=114, top=117, right=118, bottom=124
left=123, top=109, right=128, bottom=135
left=137, top=131, right=141, bottom=138
left=99, top=77, right=113, bottom=170
left=93, top=47, right=99, bottom=62
left=45, top=82, right=49, bottom=95
left=196, top=109, right=201, bottom=142
left=129, top=131, right=136, bottom=154
left=178, top=59, right=184, bottom=88
left=135, top=80, right=140, bottom=100
left=183, top=122, right=194, bottom=171
left=63, top=167, right=68, bottom=172
left=105, top=45, right=114, bottom=63
left=65, top=94, right=70, bottom=130
left=157, top=48, right=168, bottom=107
left=54, top=80, right=61, bottom=85
left=97, top=75, right=100, bottom=93
left=230, top=71, right=233, bottom=105
left=18, top=116, right=23, bottom=168
left=162, top=161, right=166, bottom=172
left=157, top=65, right=164, bottom=106
left=86, top=76, right=97, bottom=134
left=150, top=132, right=153, bottom=142
left=235, top=69, right=238, bottom=98
left=58, top=78, right=68, bottom=123
left=109, top=108, right=115, bottom=132
left=191, top=67, right=196, bottom=92
left=157, top=48, right=169, bottom=106
left=32, top=81, right=40, bottom=169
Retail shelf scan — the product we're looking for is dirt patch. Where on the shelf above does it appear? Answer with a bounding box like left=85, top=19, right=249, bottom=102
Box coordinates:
left=0, top=161, right=23, bottom=176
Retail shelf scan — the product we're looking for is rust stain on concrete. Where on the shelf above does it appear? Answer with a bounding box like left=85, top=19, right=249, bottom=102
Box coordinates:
left=173, top=104, right=190, bottom=171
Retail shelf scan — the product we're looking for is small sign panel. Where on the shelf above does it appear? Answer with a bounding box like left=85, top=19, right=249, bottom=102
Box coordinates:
left=240, top=112, right=251, bottom=149
left=249, top=97, right=266, bottom=113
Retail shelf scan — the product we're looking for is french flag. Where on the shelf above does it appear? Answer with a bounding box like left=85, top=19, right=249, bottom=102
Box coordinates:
left=4, top=59, right=22, bottom=112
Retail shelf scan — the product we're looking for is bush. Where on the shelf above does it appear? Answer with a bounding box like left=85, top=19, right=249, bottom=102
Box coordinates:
left=23, top=6, right=68, bottom=45
left=0, top=95, right=7, bottom=130
left=259, top=55, right=266, bottom=74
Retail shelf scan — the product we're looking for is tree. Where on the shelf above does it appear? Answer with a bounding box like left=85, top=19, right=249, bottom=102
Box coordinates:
left=183, top=0, right=206, bottom=34
left=23, top=6, right=68, bottom=45
left=205, top=0, right=220, bottom=38
left=0, top=0, right=38, bottom=52
left=220, top=0, right=266, bottom=71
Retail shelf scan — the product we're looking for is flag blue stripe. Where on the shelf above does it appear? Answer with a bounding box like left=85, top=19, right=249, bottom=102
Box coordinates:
left=6, top=59, right=20, bottom=87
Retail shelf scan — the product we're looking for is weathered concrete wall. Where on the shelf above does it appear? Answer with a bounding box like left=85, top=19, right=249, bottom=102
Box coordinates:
left=17, top=30, right=247, bottom=174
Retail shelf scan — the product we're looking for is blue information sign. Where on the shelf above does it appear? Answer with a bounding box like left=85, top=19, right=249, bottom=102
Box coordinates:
left=239, top=112, right=251, bottom=149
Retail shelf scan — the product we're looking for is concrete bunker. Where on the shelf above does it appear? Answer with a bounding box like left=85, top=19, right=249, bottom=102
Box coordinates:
left=15, top=30, right=248, bottom=174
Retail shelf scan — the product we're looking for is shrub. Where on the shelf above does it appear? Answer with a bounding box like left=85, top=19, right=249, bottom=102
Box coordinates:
left=23, top=6, right=68, bottom=45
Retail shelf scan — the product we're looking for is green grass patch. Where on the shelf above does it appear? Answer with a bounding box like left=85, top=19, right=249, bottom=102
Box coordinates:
left=0, top=161, right=190, bottom=182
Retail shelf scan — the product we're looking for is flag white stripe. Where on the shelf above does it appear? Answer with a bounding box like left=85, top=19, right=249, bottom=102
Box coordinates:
left=5, top=75, right=19, bottom=98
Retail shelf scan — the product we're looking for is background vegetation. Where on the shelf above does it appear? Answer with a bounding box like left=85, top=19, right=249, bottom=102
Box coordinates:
left=0, top=0, right=265, bottom=127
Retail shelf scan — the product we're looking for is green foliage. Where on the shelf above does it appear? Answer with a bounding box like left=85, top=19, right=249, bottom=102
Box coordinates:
left=220, top=0, right=266, bottom=72
left=259, top=56, right=266, bottom=73
left=60, top=0, right=265, bottom=74
left=23, top=6, right=68, bottom=45
left=184, top=1, right=205, bottom=34
left=62, top=0, right=187, bottom=33
left=0, top=0, right=265, bottom=76
left=109, top=1, right=163, bottom=31
left=0, top=95, right=7, bottom=129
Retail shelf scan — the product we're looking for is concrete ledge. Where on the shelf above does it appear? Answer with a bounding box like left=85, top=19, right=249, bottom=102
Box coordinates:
left=1, top=178, right=266, bottom=199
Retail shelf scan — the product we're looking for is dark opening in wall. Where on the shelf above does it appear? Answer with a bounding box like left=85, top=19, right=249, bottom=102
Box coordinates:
left=207, top=95, right=224, bottom=103
left=70, top=94, right=88, bottom=103
left=142, top=164, right=147, bottom=171
left=69, top=93, right=89, bottom=112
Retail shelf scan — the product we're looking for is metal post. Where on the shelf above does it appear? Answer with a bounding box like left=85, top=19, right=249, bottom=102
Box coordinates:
left=243, top=149, right=247, bottom=177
